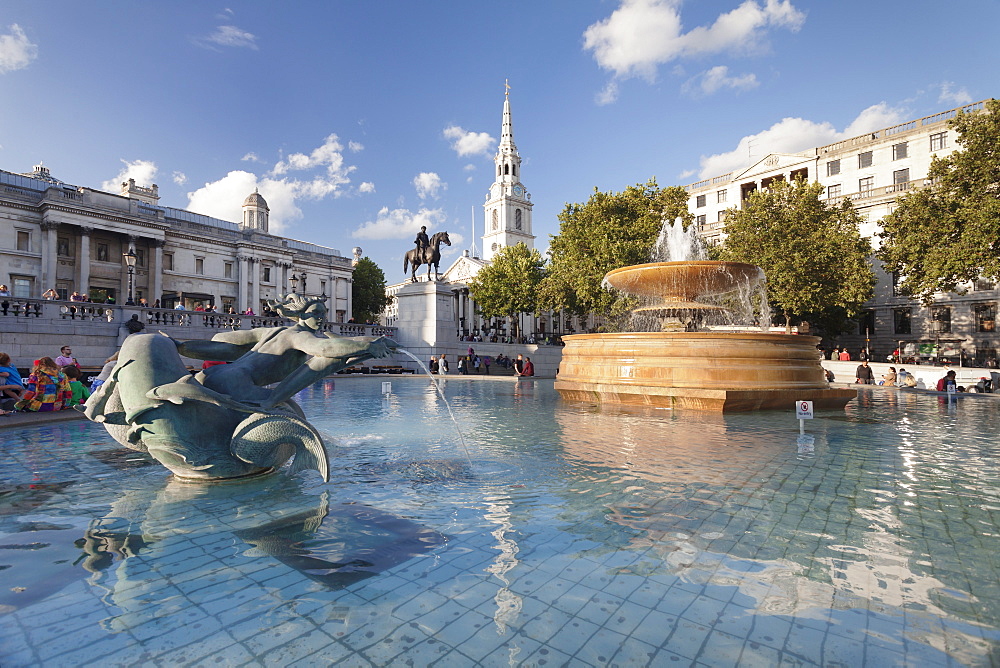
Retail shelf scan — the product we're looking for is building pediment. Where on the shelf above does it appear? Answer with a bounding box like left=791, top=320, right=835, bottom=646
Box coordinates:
left=731, top=153, right=814, bottom=181
left=441, top=255, right=488, bottom=284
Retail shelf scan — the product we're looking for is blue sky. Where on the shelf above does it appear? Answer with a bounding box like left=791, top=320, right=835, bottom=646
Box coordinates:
left=1, top=1, right=997, bottom=280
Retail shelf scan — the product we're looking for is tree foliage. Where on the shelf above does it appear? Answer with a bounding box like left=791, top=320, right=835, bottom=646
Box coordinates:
left=467, top=242, right=546, bottom=321
left=878, top=98, right=1000, bottom=303
left=351, top=257, right=390, bottom=323
left=718, top=178, right=875, bottom=333
left=539, top=179, right=693, bottom=320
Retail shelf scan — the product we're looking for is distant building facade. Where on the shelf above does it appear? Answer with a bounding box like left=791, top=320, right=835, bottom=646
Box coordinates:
left=0, top=165, right=354, bottom=319
left=684, top=99, right=997, bottom=364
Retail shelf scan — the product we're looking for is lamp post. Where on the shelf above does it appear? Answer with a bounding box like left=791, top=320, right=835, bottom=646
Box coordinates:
left=289, top=274, right=299, bottom=294
left=123, top=248, right=137, bottom=306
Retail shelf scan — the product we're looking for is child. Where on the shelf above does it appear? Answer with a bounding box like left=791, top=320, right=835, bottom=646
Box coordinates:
left=0, top=352, right=24, bottom=400
left=63, top=365, right=91, bottom=407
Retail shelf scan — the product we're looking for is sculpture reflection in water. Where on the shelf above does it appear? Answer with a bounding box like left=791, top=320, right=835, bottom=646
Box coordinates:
left=81, top=293, right=397, bottom=481
left=73, top=475, right=446, bottom=633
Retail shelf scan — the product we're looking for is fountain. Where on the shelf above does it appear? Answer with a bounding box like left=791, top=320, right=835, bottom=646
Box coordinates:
left=555, top=222, right=856, bottom=411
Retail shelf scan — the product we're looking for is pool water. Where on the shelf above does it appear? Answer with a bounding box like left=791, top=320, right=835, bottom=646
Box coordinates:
left=1, top=378, right=998, bottom=666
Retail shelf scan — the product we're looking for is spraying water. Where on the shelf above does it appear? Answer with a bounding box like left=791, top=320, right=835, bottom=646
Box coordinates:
left=651, top=217, right=706, bottom=262
left=397, top=348, right=474, bottom=466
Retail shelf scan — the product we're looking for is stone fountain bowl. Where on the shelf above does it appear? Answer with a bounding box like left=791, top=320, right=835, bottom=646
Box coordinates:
left=604, top=261, right=764, bottom=302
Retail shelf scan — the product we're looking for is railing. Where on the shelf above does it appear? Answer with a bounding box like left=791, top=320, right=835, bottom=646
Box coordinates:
left=0, top=300, right=397, bottom=337
left=0, top=297, right=44, bottom=318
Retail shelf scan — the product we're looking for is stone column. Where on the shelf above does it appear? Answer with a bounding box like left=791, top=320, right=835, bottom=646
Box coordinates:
left=250, top=257, right=260, bottom=312
left=40, top=221, right=58, bottom=293
left=77, top=226, right=92, bottom=296
left=236, top=256, right=248, bottom=311
left=150, top=238, right=164, bottom=305
left=345, top=277, right=353, bottom=322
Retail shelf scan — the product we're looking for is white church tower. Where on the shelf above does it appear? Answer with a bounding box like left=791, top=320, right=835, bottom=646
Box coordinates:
left=483, top=82, right=534, bottom=261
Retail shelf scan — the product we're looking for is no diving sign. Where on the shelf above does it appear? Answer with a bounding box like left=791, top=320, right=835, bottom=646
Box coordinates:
left=796, top=401, right=814, bottom=419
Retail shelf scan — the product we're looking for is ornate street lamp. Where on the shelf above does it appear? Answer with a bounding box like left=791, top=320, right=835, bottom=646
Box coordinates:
left=289, top=274, right=299, bottom=294
left=123, top=248, right=137, bottom=306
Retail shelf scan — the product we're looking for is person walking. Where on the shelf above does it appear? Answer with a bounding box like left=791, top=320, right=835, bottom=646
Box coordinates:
left=438, top=354, right=449, bottom=375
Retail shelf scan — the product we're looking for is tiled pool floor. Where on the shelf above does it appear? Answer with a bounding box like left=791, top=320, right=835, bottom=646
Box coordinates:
left=1, top=379, right=998, bottom=665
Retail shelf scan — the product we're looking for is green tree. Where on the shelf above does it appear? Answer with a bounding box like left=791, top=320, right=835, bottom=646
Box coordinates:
left=467, top=243, right=546, bottom=335
left=351, top=257, right=390, bottom=323
left=539, top=179, right=692, bottom=321
left=878, top=99, right=1000, bottom=303
left=719, top=178, right=875, bottom=333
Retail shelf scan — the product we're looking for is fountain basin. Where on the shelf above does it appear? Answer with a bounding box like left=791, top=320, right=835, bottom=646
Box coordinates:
left=555, top=331, right=856, bottom=411
left=604, top=261, right=764, bottom=302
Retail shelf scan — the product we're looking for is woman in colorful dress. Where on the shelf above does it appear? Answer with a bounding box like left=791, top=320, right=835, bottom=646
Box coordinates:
left=15, top=357, right=72, bottom=412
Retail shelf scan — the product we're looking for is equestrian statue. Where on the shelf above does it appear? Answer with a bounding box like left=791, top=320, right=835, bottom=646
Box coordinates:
left=80, top=293, right=397, bottom=482
left=403, top=227, right=451, bottom=282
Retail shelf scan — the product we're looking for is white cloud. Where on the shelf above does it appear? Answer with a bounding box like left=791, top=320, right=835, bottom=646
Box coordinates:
left=271, top=134, right=354, bottom=186
left=352, top=206, right=448, bottom=240
left=241, top=152, right=262, bottom=163
left=172, top=171, right=187, bottom=185
left=180, top=134, right=359, bottom=234
left=596, top=81, right=620, bottom=106
left=938, top=82, right=973, bottom=106
left=348, top=141, right=364, bottom=152
left=413, top=172, right=445, bottom=199
left=358, top=181, right=375, bottom=194
left=0, top=24, right=38, bottom=74
left=584, top=0, right=804, bottom=96
left=684, top=65, right=758, bottom=97
left=694, top=102, right=908, bottom=180
left=463, top=164, right=476, bottom=172
left=201, top=25, right=258, bottom=50
left=443, top=125, right=495, bottom=157
left=101, top=159, right=159, bottom=192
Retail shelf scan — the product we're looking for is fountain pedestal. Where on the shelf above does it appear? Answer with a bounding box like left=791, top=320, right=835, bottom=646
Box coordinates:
left=556, top=261, right=856, bottom=412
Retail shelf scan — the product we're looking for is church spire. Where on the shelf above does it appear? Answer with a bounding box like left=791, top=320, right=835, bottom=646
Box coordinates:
left=483, top=81, right=534, bottom=262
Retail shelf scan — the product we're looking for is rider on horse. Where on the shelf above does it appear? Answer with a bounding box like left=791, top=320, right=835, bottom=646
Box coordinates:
left=414, top=226, right=429, bottom=257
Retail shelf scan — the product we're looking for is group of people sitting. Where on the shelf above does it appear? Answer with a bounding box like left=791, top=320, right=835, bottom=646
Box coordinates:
left=428, top=350, right=535, bottom=376
left=0, top=346, right=118, bottom=414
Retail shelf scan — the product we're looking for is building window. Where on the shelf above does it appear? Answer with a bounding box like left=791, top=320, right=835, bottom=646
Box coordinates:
left=892, top=142, right=908, bottom=160
left=826, top=160, right=841, bottom=176
left=695, top=194, right=706, bottom=208
left=57, top=237, right=70, bottom=256
left=97, top=243, right=110, bottom=262
left=975, top=304, right=996, bottom=332
left=859, top=176, right=874, bottom=193
left=163, top=253, right=174, bottom=270
left=827, top=184, right=842, bottom=199
left=492, top=209, right=498, bottom=231
left=891, top=271, right=906, bottom=297
left=11, top=277, right=32, bottom=298
left=893, top=308, right=911, bottom=335
left=858, top=310, right=875, bottom=336
left=515, top=208, right=522, bottom=230
left=893, top=168, right=910, bottom=185
left=858, top=151, right=873, bottom=169
left=974, top=278, right=995, bottom=291
left=262, top=266, right=271, bottom=283
left=717, top=210, right=727, bottom=222
left=716, top=190, right=727, bottom=204
left=224, top=262, right=233, bottom=278
left=930, top=132, right=947, bottom=151
left=16, top=230, right=30, bottom=251
left=320, top=280, right=327, bottom=297
left=931, top=306, right=951, bottom=334
left=695, top=214, right=706, bottom=226
left=195, top=258, right=204, bottom=275
left=136, top=249, right=146, bottom=267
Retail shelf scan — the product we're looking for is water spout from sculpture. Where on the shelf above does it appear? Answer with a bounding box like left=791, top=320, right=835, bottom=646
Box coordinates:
left=397, top=348, right=473, bottom=465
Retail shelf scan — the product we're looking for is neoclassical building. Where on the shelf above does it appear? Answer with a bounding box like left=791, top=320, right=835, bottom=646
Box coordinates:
left=0, top=165, right=354, bottom=319
left=684, top=98, right=998, bottom=363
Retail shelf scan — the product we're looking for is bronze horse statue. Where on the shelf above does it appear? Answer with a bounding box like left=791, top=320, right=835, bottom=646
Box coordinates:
left=403, top=231, right=451, bottom=282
